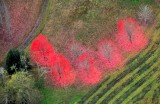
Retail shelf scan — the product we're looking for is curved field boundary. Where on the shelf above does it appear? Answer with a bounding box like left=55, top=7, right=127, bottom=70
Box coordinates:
left=18, top=0, right=49, bottom=50
left=77, top=12, right=160, bottom=104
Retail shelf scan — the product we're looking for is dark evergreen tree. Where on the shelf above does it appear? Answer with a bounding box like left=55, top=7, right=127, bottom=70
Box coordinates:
left=6, top=49, right=31, bottom=75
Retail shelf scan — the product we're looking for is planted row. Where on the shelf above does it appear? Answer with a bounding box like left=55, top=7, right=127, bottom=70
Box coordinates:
left=85, top=48, right=158, bottom=103
left=78, top=13, right=160, bottom=103
left=109, top=57, right=160, bottom=103
left=115, top=67, right=159, bottom=104
left=131, top=78, right=159, bottom=103
left=123, top=68, right=160, bottom=104
left=96, top=53, right=159, bottom=103
left=80, top=36, right=160, bottom=103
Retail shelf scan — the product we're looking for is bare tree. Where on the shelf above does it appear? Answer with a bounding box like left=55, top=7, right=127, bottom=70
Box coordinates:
left=70, top=43, right=83, bottom=59
left=100, top=43, right=111, bottom=62
left=138, top=5, right=153, bottom=25
left=78, top=58, right=90, bottom=73
left=125, top=20, right=135, bottom=43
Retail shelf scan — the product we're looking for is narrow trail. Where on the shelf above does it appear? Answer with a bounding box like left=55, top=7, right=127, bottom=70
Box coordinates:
left=18, top=0, right=49, bottom=50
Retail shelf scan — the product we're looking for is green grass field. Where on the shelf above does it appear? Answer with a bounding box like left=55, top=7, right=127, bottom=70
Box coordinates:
left=40, top=87, right=87, bottom=104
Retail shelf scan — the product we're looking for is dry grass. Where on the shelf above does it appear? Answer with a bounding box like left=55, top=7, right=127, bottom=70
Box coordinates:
left=42, top=0, right=140, bottom=52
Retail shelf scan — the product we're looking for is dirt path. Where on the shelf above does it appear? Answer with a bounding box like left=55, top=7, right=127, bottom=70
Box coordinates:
left=18, top=0, right=49, bottom=50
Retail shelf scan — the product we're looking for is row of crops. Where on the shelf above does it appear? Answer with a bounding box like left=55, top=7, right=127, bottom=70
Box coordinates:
left=76, top=12, right=160, bottom=104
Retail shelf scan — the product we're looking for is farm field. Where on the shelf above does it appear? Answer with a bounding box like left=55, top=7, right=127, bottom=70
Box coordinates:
left=0, top=0, right=160, bottom=104
left=77, top=22, right=160, bottom=104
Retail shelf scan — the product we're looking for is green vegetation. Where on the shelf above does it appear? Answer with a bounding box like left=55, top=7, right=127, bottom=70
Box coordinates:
left=6, top=49, right=30, bottom=75
left=118, top=0, right=154, bottom=8
left=0, top=72, right=41, bottom=104
left=40, top=87, right=87, bottom=104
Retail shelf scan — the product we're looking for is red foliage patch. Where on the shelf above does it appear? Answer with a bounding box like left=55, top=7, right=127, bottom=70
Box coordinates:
left=49, top=54, right=76, bottom=87
left=97, top=40, right=125, bottom=71
left=76, top=53, right=102, bottom=85
left=116, top=17, right=148, bottom=52
left=30, top=34, right=56, bottom=67
left=29, top=17, right=149, bottom=87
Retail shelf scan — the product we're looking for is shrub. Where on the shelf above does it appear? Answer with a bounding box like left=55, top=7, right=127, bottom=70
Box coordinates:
left=116, top=17, right=148, bottom=52
left=30, top=34, right=56, bottom=67
left=5, top=49, right=30, bottom=75
left=0, top=67, right=7, bottom=87
left=6, top=49, right=20, bottom=75
left=48, top=54, right=76, bottom=87
left=0, top=72, right=41, bottom=104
